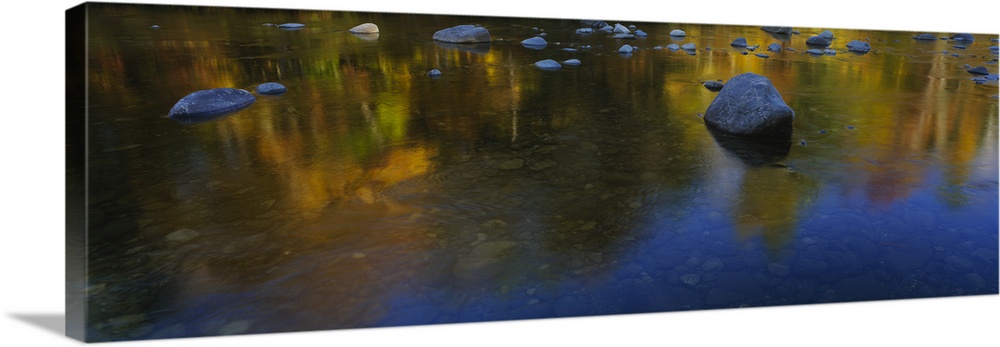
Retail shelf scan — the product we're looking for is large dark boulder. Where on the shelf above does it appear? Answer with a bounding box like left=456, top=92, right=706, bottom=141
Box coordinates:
left=806, top=36, right=832, bottom=47
left=704, top=73, right=794, bottom=138
left=168, top=88, right=255, bottom=120
left=731, top=37, right=748, bottom=47
left=433, top=25, right=491, bottom=43
left=846, top=40, right=871, bottom=53
left=950, top=33, right=974, bottom=42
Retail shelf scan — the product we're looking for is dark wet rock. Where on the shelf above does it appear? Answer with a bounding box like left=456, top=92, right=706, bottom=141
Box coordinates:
left=747, top=45, right=759, bottom=51
left=972, top=74, right=999, bottom=84
left=818, top=30, right=834, bottom=40
left=427, top=69, right=442, bottom=77
left=255, top=82, right=286, bottom=95
left=669, top=29, right=686, bottom=37
left=612, top=34, right=637, bottom=40
left=521, top=36, right=547, bottom=48
left=164, top=229, right=200, bottom=246
left=666, top=43, right=680, bottom=51
left=754, top=53, right=769, bottom=58
left=433, top=25, right=491, bottom=43
left=953, top=45, right=966, bottom=49
left=761, top=26, right=793, bottom=35
left=635, top=30, right=648, bottom=37
left=618, top=44, right=634, bottom=54
left=348, top=23, right=379, bottom=34
left=731, top=37, right=748, bottom=47
left=950, top=33, right=975, bottom=42
left=806, top=48, right=824, bottom=55
left=806, top=36, right=832, bottom=47
left=277, top=23, right=305, bottom=29
left=563, top=59, right=581, bottom=66
left=581, top=20, right=609, bottom=28
left=740, top=51, right=749, bottom=55
left=990, top=46, right=998, bottom=52
left=846, top=40, right=871, bottom=53
left=168, top=88, right=255, bottom=120
left=767, top=43, right=781, bottom=52
left=967, top=66, right=990, bottom=75
left=703, top=80, right=724, bottom=92
left=599, top=25, right=614, bottom=33
left=575, top=28, right=594, bottom=34
left=681, top=43, right=696, bottom=51
left=703, top=72, right=795, bottom=138
left=823, top=49, right=837, bottom=55
left=913, top=33, right=938, bottom=41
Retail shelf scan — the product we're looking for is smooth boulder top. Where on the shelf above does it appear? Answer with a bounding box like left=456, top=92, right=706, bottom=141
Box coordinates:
left=277, top=23, right=305, bottom=29
left=767, top=43, right=782, bottom=52
left=256, top=82, right=287, bottom=95
left=613, top=24, right=630, bottom=34
left=731, top=37, right=748, bottom=47
left=534, top=59, right=561, bottom=70
left=704, top=72, right=794, bottom=139
left=669, top=29, right=686, bottom=37
left=428, top=69, right=442, bottom=77
left=806, top=48, right=824, bottom=55
left=433, top=25, right=491, bottom=43
left=703, top=80, right=724, bottom=92
left=635, top=30, right=648, bottom=37
left=575, top=28, right=594, bottom=34
left=666, top=43, right=681, bottom=51
left=681, top=43, right=696, bottom=50
left=846, top=40, right=871, bottom=53
left=913, top=33, right=938, bottom=41
left=618, top=44, right=634, bottom=54
left=563, top=59, right=581, bottom=66
left=349, top=23, right=379, bottom=34
left=521, top=36, right=548, bottom=47
left=806, top=36, right=832, bottom=47
left=818, top=30, right=834, bottom=40
left=168, top=88, right=256, bottom=119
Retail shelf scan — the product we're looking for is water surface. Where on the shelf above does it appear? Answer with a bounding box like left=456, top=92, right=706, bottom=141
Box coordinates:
left=79, top=4, right=999, bottom=341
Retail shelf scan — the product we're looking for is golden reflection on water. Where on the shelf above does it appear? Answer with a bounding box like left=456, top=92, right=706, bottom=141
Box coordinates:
left=80, top=3, right=998, bottom=339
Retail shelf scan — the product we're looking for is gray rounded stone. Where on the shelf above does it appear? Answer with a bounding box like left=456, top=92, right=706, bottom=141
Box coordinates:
left=731, top=37, right=748, bottom=47
left=348, top=23, right=379, bottom=34
left=681, top=43, right=696, bottom=51
left=703, top=80, right=724, bottom=92
left=967, top=66, right=990, bottom=75
left=255, top=82, right=286, bottom=95
left=767, top=43, right=781, bottom=52
left=277, top=23, right=305, bottom=29
left=950, top=33, right=974, bottom=42
left=806, top=48, right=824, bottom=55
left=846, top=40, right=871, bottom=53
left=433, top=25, right=491, bottom=43
left=562, top=59, right=581, bottom=66
left=521, top=36, right=548, bottom=47
left=168, top=88, right=256, bottom=119
left=818, top=30, right=834, bottom=40
left=806, top=36, right=832, bottom=47
left=575, top=28, right=594, bottom=34
left=703, top=72, right=795, bottom=138
left=613, top=23, right=630, bottom=34
left=669, top=29, right=686, bottom=37
left=534, top=59, right=561, bottom=70
left=618, top=44, right=634, bottom=54
left=427, top=69, right=442, bottom=77
left=913, top=33, right=938, bottom=41
left=666, top=43, right=680, bottom=51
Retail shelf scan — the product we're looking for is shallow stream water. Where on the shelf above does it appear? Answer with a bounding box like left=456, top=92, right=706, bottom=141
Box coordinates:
left=78, top=4, right=998, bottom=341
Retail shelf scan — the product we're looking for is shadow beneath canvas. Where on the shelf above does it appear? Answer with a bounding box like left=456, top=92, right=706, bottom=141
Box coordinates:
left=9, top=313, right=65, bottom=336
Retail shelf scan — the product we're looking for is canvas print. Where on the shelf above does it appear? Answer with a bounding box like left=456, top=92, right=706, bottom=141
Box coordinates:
left=66, top=2, right=999, bottom=342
